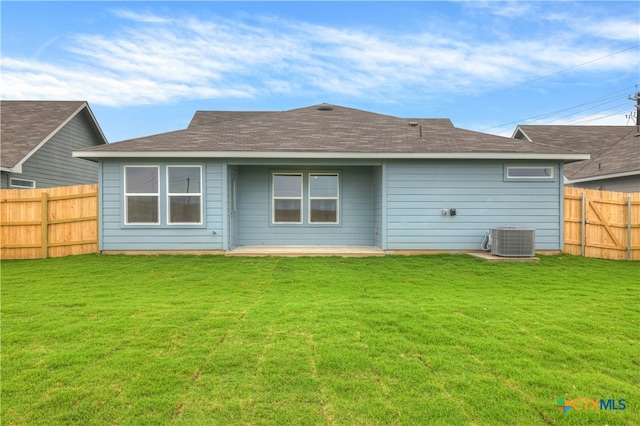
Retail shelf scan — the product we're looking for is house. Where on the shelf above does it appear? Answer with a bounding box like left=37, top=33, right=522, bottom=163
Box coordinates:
left=1, top=100, right=108, bottom=189
left=74, top=104, right=588, bottom=254
left=513, top=125, right=639, bottom=193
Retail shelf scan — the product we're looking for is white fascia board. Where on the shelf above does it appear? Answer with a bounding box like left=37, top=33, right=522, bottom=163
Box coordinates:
left=566, top=170, right=640, bottom=184
left=73, top=150, right=590, bottom=161
left=82, top=103, right=109, bottom=145
left=1, top=165, right=21, bottom=173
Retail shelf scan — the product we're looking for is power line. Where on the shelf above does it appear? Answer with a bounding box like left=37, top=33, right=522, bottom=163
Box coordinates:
left=479, top=86, right=636, bottom=132
left=546, top=101, right=630, bottom=125
left=480, top=86, right=635, bottom=132
left=567, top=106, right=635, bottom=125
left=432, top=44, right=640, bottom=114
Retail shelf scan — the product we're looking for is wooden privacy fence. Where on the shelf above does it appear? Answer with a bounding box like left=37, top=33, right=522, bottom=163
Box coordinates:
left=1, top=184, right=98, bottom=259
left=564, top=187, right=640, bottom=261
left=1, top=183, right=638, bottom=260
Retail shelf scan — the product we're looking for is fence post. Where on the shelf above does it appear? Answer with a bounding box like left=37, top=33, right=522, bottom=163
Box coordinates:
left=628, top=196, right=632, bottom=261
left=581, top=191, right=586, bottom=257
left=41, top=192, right=48, bottom=259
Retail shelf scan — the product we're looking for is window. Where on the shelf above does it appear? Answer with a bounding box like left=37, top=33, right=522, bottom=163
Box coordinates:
left=272, top=173, right=303, bottom=223
left=309, top=174, right=339, bottom=223
left=167, top=166, right=202, bottom=224
left=271, top=172, right=340, bottom=225
left=506, top=166, right=554, bottom=179
left=9, top=178, right=35, bottom=188
left=124, top=166, right=159, bottom=224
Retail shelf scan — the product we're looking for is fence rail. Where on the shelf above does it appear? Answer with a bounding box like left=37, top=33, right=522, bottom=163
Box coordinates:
left=564, top=186, right=640, bottom=261
left=0, top=184, right=98, bottom=259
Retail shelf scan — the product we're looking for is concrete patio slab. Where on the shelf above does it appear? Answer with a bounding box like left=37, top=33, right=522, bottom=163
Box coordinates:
left=225, top=245, right=385, bottom=257
left=467, top=252, right=540, bottom=263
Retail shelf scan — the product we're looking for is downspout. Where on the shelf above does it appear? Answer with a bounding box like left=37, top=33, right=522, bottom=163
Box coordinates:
left=98, top=162, right=104, bottom=252
left=221, top=162, right=229, bottom=251
left=381, top=160, right=388, bottom=250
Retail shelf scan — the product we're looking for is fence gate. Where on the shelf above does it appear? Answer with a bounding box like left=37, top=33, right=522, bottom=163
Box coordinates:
left=564, top=187, right=640, bottom=261
left=0, top=184, right=98, bottom=259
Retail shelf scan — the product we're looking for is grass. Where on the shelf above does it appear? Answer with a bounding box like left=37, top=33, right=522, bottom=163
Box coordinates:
left=1, top=254, right=639, bottom=425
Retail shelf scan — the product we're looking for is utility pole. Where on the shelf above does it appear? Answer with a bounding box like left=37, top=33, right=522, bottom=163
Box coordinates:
left=628, top=91, right=640, bottom=126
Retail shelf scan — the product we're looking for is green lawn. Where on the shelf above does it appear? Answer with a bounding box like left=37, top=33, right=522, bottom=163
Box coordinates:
left=1, top=254, right=638, bottom=425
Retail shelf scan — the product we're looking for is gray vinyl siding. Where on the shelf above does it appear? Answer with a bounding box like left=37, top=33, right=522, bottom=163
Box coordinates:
left=9, top=113, right=101, bottom=188
left=236, top=165, right=374, bottom=246
left=384, top=160, right=563, bottom=251
left=100, top=160, right=224, bottom=251
left=569, top=175, right=640, bottom=193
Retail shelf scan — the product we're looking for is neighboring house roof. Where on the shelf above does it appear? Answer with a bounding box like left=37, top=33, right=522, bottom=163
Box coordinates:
left=513, top=125, right=639, bottom=183
left=75, top=104, right=588, bottom=161
left=1, top=100, right=108, bottom=173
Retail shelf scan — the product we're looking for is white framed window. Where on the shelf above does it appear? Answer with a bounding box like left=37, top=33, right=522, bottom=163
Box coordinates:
left=9, top=177, right=36, bottom=188
left=309, top=173, right=339, bottom=224
left=124, top=166, right=159, bottom=224
left=167, top=166, right=202, bottom=224
left=506, top=166, right=554, bottom=180
left=272, top=173, right=303, bottom=224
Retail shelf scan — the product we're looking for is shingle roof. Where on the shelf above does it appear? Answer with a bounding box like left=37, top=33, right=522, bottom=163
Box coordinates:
left=515, top=125, right=639, bottom=180
left=1, top=100, right=107, bottom=169
left=77, top=104, right=588, bottom=159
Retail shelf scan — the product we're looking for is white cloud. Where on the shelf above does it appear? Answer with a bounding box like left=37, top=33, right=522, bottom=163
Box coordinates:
left=1, top=8, right=637, bottom=107
left=1, top=57, right=254, bottom=106
left=111, top=9, right=171, bottom=24
left=584, top=19, right=640, bottom=42
left=464, top=1, right=534, bottom=19
left=542, top=9, right=640, bottom=43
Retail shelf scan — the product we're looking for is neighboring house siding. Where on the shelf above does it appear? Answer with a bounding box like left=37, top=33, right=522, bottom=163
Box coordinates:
left=13, top=114, right=101, bottom=188
left=236, top=165, right=374, bottom=246
left=100, top=160, right=224, bottom=251
left=0, top=172, right=8, bottom=188
left=385, top=160, right=563, bottom=251
left=569, top=176, right=640, bottom=193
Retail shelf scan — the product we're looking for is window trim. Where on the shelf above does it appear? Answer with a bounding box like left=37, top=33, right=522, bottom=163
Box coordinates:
left=308, top=173, right=340, bottom=224
left=124, top=165, right=160, bottom=225
left=166, top=165, right=203, bottom=225
left=9, top=177, right=36, bottom=188
left=505, top=165, right=555, bottom=180
left=272, top=172, right=304, bottom=224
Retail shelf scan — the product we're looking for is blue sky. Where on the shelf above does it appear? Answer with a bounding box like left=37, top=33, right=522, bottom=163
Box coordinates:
left=2, top=1, right=639, bottom=142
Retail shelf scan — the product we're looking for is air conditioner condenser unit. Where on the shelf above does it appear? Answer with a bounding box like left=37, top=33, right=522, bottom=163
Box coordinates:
left=491, top=227, right=535, bottom=257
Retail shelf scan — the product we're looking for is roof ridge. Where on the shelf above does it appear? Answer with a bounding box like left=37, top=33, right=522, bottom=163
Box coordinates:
left=526, top=139, right=585, bottom=154
left=188, top=110, right=276, bottom=128
left=569, top=127, right=640, bottom=179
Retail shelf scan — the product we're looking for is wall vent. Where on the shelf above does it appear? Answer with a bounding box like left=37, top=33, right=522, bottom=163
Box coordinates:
left=491, top=227, right=535, bottom=257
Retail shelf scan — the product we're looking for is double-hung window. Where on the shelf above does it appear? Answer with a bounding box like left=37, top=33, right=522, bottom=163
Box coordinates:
left=272, top=172, right=340, bottom=225
left=125, top=166, right=159, bottom=224
left=272, top=173, right=303, bottom=223
left=167, top=166, right=202, bottom=224
left=309, top=173, right=339, bottom=224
